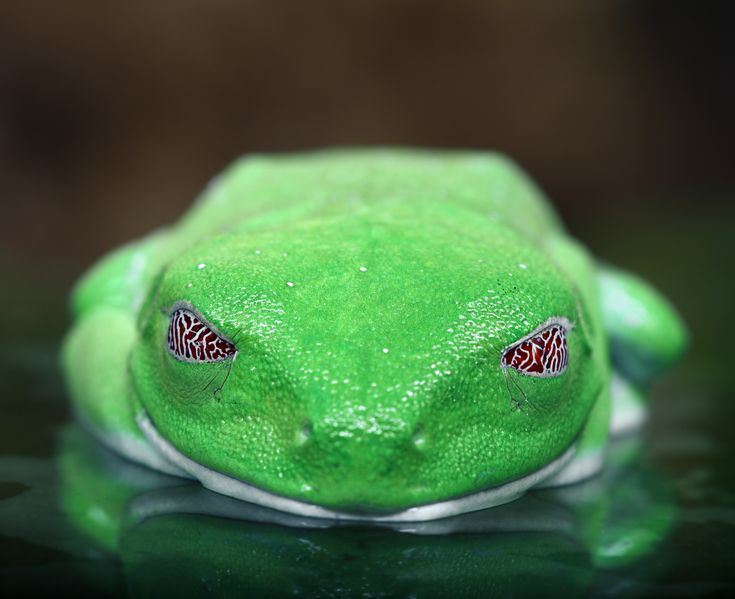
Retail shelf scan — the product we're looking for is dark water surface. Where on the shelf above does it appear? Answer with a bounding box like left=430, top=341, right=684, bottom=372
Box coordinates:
left=1, top=206, right=733, bottom=597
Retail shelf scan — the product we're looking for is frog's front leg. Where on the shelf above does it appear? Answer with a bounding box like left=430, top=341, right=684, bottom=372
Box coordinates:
left=598, top=265, right=687, bottom=435
left=62, top=231, right=187, bottom=477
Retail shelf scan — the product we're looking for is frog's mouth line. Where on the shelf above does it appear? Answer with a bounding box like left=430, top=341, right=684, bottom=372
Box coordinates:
left=137, top=412, right=578, bottom=523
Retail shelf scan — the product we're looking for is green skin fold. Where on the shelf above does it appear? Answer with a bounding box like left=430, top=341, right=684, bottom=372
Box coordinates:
left=62, top=149, right=686, bottom=515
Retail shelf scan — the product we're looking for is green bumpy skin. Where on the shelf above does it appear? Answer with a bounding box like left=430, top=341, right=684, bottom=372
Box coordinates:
left=62, top=149, right=686, bottom=519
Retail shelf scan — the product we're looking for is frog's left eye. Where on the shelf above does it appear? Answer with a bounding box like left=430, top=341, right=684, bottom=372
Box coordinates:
left=501, top=318, right=571, bottom=377
left=167, top=308, right=237, bottom=362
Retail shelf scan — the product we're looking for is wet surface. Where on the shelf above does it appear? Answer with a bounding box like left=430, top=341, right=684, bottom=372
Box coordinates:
left=1, top=205, right=734, bottom=597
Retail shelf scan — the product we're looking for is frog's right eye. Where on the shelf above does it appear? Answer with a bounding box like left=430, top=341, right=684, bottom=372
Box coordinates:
left=167, top=308, right=237, bottom=362
left=500, top=318, right=572, bottom=378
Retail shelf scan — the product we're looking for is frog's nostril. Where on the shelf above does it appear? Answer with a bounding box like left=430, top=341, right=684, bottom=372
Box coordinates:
left=296, top=421, right=313, bottom=447
left=412, top=425, right=428, bottom=452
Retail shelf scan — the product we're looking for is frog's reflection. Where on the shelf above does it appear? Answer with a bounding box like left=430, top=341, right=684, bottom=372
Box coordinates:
left=59, top=426, right=676, bottom=597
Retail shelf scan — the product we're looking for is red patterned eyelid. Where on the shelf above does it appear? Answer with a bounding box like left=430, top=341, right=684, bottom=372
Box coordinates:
left=500, top=317, right=574, bottom=378
left=167, top=304, right=237, bottom=363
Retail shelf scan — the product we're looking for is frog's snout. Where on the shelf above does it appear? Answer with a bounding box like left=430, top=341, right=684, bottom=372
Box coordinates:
left=295, top=414, right=426, bottom=457
left=286, top=410, right=428, bottom=506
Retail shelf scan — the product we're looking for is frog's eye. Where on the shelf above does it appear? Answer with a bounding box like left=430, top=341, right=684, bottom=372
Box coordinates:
left=167, top=308, right=237, bottom=362
left=501, top=318, right=571, bottom=377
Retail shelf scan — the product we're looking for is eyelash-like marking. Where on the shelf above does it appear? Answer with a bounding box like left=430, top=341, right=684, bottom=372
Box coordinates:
left=501, top=317, right=572, bottom=378
left=167, top=308, right=237, bottom=362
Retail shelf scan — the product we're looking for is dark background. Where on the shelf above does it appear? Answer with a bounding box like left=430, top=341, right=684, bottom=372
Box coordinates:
left=1, top=0, right=733, bottom=388
left=1, top=1, right=735, bottom=593
left=1, top=0, right=733, bottom=260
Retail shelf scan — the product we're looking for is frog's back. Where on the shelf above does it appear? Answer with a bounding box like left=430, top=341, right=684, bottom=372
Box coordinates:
left=173, top=149, right=563, bottom=248
left=70, top=150, right=564, bottom=321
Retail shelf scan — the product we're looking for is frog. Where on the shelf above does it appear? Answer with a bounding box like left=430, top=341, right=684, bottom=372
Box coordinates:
left=62, top=149, right=686, bottom=522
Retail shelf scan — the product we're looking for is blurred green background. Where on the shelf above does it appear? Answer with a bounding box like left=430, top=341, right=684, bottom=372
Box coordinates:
left=0, top=0, right=734, bottom=592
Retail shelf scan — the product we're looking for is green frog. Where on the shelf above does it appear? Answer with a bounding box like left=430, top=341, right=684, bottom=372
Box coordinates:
left=62, top=149, right=686, bottom=520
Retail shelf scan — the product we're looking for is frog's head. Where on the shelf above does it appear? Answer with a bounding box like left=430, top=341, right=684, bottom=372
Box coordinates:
left=131, top=204, right=604, bottom=516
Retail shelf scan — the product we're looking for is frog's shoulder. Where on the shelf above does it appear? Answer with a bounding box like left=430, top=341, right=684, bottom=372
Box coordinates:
left=172, top=149, right=564, bottom=243
left=71, top=229, right=171, bottom=318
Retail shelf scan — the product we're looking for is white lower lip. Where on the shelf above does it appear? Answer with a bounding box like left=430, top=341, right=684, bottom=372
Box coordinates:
left=137, top=412, right=577, bottom=523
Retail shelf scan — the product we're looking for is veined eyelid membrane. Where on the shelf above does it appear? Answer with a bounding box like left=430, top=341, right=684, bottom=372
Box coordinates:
left=501, top=319, right=571, bottom=378
left=167, top=308, right=237, bottom=363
